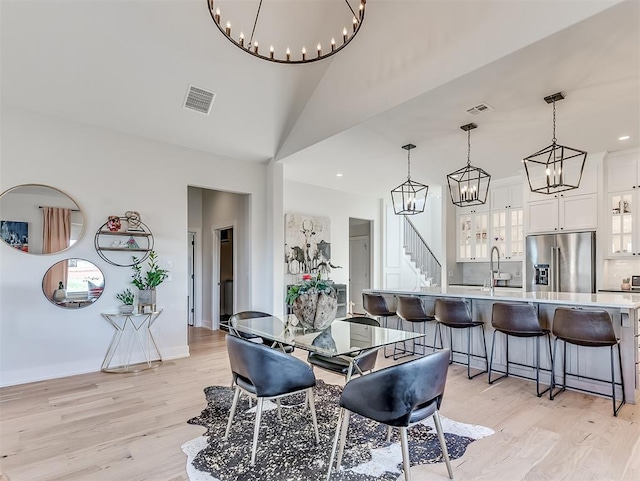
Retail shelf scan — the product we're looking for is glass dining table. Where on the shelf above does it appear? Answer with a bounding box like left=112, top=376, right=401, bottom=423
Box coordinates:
left=222, top=314, right=425, bottom=380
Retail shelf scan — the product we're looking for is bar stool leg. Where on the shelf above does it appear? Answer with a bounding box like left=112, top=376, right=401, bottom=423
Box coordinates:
left=611, top=344, right=626, bottom=416
left=488, top=330, right=508, bottom=385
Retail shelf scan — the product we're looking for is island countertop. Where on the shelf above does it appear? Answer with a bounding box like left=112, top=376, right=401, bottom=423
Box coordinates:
left=365, top=287, right=640, bottom=310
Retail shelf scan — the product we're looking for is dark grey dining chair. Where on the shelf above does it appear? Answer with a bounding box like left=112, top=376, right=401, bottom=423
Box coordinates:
left=306, top=316, right=380, bottom=381
left=228, top=310, right=294, bottom=353
left=224, top=334, right=319, bottom=465
left=326, top=349, right=453, bottom=481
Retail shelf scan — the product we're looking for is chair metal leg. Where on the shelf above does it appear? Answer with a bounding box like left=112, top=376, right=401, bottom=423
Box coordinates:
left=433, top=411, right=454, bottom=479
left=224, top=386, right=241, bottom=439
left=250, top=398, right=264, bottom=465
left=400, top=427, right=412, bottom=481
left=326, top=408, right=345, bottom=481
left=612, top=344, right=626, bottom=416
left=534, top=335, right=552, bottom=398
left=386, top=425, right=393, bottom=442
left=335, top=410, right=352, bottom=470
left=276, top=399, right=282, bottom=421
left=307, top=388, right=320, bottom=443
left=550, top=338, right=565, bottom=400
left=488, top=330, right=508, bottom=385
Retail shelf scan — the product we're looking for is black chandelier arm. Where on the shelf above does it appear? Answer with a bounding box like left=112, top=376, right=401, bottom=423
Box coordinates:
left=344, top=0, right=359, bottom=18
left=249, top=0, right=264, bottom=46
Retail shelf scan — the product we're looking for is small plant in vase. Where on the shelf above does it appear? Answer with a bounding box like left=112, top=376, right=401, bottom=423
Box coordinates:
left=116, top=288, right=135, bottom=314
left=131, top=251, right=169, bottom=312
left=286, top=273, right=337, bottom=330
left=621, top=278, right=631, bottom=290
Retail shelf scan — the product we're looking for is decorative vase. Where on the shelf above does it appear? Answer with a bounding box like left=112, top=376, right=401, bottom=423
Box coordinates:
left=52, top=288, right=67, bottom=302
left=107, top=216, right=122, bottom=232
left=138, top=288, right=156, bottom=312
left=119, top=304, right=135, bottom=315
left=621, top=282, right=631, bottom=291
left=292, top=287, right=338, bottom=330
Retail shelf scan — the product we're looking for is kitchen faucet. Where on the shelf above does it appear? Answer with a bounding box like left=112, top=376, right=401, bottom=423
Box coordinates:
left=490, top=246, right=501, bottom=294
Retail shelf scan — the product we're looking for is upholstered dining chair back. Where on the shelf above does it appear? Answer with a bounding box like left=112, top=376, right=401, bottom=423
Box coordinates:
left=226, top=334, right=315, bottom=398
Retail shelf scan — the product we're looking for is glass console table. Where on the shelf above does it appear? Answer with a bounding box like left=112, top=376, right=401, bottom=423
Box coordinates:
left=101, top=310, right=163, bottom=373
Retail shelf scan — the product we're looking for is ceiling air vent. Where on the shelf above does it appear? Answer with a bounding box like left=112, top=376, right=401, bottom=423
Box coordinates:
left=184, top=85, right=216, bottom=115
left=466, top=102, right=494, bottom=116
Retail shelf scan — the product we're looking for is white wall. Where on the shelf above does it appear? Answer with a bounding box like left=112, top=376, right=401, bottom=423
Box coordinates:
left=0, top=106, right=273, bottom=386
left=283, top=180, right=382, bottom=314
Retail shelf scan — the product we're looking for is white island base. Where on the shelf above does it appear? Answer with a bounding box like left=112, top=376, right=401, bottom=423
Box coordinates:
left=366, top=288, right=640, bottom=405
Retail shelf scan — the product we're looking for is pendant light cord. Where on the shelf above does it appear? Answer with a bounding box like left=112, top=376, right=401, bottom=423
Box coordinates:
left=406, top=148, right=411, bottom=180
left=552, top=99, right=557, bottom=144
left=467, top=129, right=471, bottom=166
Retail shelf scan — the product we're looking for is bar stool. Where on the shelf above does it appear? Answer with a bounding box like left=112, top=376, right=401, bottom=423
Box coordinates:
left=363, top=293, right=397, bottom=358
left=393, top=295, right=435, bottom=359
left=550, top=307, right=625, bottom=417
left=488, top=302, right=553, bottom=397
left=434, top=298, right=488, bottom=379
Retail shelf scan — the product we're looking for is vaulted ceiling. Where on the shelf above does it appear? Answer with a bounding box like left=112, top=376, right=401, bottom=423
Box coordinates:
left=2, top=1, right=638, bottom=199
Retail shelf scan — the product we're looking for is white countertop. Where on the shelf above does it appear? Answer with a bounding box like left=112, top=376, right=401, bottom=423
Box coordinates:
left=366, top=287, right=640, bottom=309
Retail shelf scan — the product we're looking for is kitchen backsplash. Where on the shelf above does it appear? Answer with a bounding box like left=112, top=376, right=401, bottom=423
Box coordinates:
left=602, top=259, right=640, bottom=289
left=460, top=261, right=523, bottom=287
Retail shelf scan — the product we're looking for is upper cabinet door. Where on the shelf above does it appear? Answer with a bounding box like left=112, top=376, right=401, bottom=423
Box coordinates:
left=490, top=183, right=523, bottom=210
left=608, top=153, right=638, bottom=193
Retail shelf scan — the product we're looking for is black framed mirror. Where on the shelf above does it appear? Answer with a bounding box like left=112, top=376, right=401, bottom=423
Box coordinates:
left=0, top=184, right=84, bottom=255
left=43, top=258, right=105, bottom=309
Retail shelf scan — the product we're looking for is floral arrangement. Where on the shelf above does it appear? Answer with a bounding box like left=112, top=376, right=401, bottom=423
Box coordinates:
left=131, top=251, right=169, bottom=290
left=115, top=288, right=135, bottom=305
left=285, top=273, right=334, bottom=305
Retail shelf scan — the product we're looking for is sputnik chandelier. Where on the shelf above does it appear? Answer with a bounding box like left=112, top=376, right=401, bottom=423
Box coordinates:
left=207, top=0, right=367, bottom=64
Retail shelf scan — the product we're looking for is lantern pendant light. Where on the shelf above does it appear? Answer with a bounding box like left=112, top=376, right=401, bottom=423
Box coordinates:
left=447, top=123, right=491, bottom=207
left=523, top=92, right=587, bottom=195
left=391, top=144, right=428, bottom=215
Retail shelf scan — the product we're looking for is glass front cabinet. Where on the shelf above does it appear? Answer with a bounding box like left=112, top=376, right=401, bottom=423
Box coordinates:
left=457, top=211, right=489, bottom=261
left=491, top=209, right=524, bottom=260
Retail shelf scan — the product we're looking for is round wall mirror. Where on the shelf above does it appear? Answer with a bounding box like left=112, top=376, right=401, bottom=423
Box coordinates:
left=0, top=184, right=84, bottom=255
left=43, top=258, right=105, bottom=309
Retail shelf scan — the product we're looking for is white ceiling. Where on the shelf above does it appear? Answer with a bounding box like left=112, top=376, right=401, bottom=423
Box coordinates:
left=2, top=0, right=638, bottom=200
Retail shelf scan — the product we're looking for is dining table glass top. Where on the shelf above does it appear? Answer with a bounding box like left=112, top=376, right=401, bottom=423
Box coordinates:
left=222, top=314, right=424, bottom=357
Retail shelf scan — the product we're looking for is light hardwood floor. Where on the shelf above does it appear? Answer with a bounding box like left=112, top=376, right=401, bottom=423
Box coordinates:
left=1, top=327, right=639, bottom=481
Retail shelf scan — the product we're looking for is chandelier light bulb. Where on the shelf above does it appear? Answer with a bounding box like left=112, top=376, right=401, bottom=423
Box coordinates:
left=239, top=31, right=244, bottom=47
left=214, top=8, right=220, bottom=23
left=343, top=27, right=348, bottom=43
left=302, top=46, right=306, bottom=60
left=317, top=43, right=322, bottom=57
left=331, top=38, right=336, bottom=51
left=254, top=41, right=259, bottom=54
left=353, top=17, right=358, bottom=31
left=225, top=21, right=231, bottom=36
left=286, top=47, right=291, bottom=61
left=359, top=3, right=364, bottom=19
left=270, top=45, right=274, bottom=59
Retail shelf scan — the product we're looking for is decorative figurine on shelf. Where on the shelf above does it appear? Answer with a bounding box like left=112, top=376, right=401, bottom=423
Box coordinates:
left=116, top=288, right=135, bottom=314
left=107, top=216, right=122, bottom=232
left=125, top=236, right=139, bottom=249
left=621, top=278, right=631, bottom=291
left=125, top=211, right=142, bottom=231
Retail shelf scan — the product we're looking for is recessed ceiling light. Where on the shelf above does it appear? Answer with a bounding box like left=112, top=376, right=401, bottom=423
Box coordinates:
left=619, top=135, right=630, bottom=141
left=336, top=173, right=343, bottom=177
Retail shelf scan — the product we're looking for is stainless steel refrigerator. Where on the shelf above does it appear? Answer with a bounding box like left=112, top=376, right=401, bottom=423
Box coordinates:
left=525, top=231, right=596, bottom=293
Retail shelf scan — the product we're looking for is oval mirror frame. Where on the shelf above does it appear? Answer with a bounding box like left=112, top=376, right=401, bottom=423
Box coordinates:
left=43, top=258, right=105, bottom=309
left=0, top=184, right=85, bottom=255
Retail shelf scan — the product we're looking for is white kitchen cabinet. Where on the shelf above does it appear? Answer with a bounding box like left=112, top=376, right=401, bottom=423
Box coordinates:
left=608, top=191, right=636, bottom=257
left=526, top=193, right=597, bottom=233
left=490, top=184, right=523, bottom=210
left=525, top=166, right=598, bottom=233
left=606, top=149, right=640, bottom=257
left=491, top=208, right=524, bottom=260
left=457, top=211, right=489, bottom=261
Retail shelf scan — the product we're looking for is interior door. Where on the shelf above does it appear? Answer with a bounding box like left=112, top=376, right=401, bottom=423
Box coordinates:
left=349, top=237, right=370, bottom=314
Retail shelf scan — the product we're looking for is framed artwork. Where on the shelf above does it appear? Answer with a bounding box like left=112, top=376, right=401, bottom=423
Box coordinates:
left=0, top=220, right=29, bottom=252
left=285, top=213, right=331, bottom=275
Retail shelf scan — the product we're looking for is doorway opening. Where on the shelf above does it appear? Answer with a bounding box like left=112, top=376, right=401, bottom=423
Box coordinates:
left=349, top=218, right=372, bottom=315
left=217, top=227, right=234, bottom=325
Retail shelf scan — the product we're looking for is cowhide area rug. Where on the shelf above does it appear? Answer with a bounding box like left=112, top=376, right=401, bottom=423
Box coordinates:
left=183, top=380, right=493, bottom=481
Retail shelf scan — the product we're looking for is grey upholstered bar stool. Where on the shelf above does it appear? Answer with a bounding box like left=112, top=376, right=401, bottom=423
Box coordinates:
left=488, top=302, right=553, bottom=397
left=393, top=295, right=435, bottom=359
left=550, top=307, right=625, bottom=416
left=363, top=293, right=396, bottom=358
left=434, top=298, right=488, bottom=379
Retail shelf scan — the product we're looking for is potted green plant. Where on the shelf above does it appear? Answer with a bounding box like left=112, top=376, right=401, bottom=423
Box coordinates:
left=286, top=273, right=337, bottom=330
left=116, top=288, right=135, bottom=314
left=131, top=251, right=169, bottom=311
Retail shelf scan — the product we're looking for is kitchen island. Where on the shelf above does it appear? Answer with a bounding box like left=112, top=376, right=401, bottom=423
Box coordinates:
left=365, top=288, right=640, bottom=404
